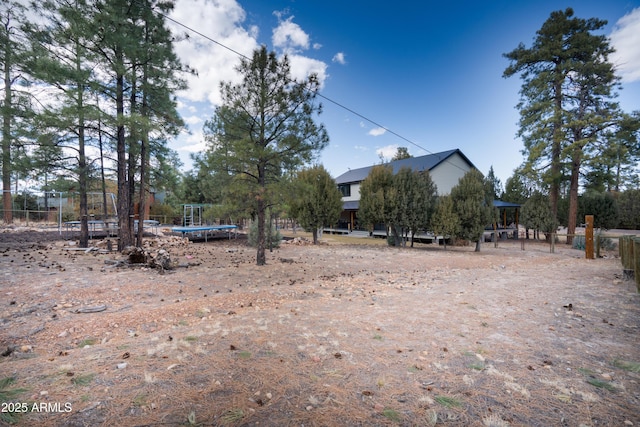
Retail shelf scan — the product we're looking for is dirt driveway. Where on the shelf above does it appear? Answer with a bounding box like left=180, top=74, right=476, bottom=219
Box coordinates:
left=1, top=228, right=639, bottom=426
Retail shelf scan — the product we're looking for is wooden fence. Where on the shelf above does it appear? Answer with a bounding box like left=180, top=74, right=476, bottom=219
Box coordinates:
left=619, top=235, right=639, bottom=292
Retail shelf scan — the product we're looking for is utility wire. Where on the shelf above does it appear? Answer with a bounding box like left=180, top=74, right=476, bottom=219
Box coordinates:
left=160, top=8, right=467, bottom=172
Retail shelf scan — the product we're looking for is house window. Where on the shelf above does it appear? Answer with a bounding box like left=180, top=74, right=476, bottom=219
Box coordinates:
left=338, top=184, right=351, bottom=197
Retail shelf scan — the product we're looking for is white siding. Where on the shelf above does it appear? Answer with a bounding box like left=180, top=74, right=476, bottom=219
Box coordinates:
left=429, top=152, right=472, bottom=195
left=342, top=183, right=361, bottom=202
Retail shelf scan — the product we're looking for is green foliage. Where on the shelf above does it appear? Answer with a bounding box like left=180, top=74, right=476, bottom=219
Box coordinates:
left=358, top=165, right=396, bottom=233
left=389, top=167, right=414, bottom=246
left=584, top=111, right=640, bottom=192
left=149, top=203, right=177, bottom=218
left=391, top=146, right=411, bottom=161
left=389, top=167, right=438, bottom=247
left=382, top=408, right=401, bottom=422
left=1, top=1, right=36, bottom=224
left=504, top=7, right=627, bottom=240
left=617, top=189, right=640, bottom=230
left=521, top=192, right=557, bottom=235
left=431, top=195, right=459, bottom=250
left=288, top=165, right=342, bottom=244
left=248, top=217, right=281, bottom=249
left=597, top=235, right=616, bottom=251
left=0, top=377, right=28, bottom=424
left=450, top=169, right=493, bottom=251
left=13, top=193, right=38, bottom=211
left=206, top=47, right=328, bottom=265
left=586, top=377, right=616, bottom=392
left=71, top=373, right=95, bottom=386
left=612, top=359, right=640, bottom=373
left=503, top=170, right=533, bottom=225
left=578, top=191, right=619, bottom=229
left=358, top=165, right=438, bottom=247
left=485, top=166, right=503, bottom=200
left=220, top=408, right=244, bottom=424
left=434, top=395, right=462, bottom=408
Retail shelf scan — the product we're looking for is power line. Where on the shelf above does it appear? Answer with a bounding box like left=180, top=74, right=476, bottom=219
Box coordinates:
left=159, top=7, right=466, bottom=171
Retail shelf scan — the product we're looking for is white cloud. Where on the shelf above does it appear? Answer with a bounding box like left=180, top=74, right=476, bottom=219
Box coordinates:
left=368, top=127, right=387, bottom=137
left=166, top=1, right=329, bottom=168
left=177, top=129, right=207, bottom=153
left=272, top=15, right=309, bottom=53
left=610, top=7, right=640, bottom=83
left=354, top=145, right=368, bottom=151
left=332, top=52, right=346, bottom=65
left=287, top=54, right=328, bottom=86
left=183, top=115, right=203, bottom=126
left=376, top=145, right=399, bottom=161
left=168, top=0, right=259, bottom=105
left=313, top=43, right=323, bottom=50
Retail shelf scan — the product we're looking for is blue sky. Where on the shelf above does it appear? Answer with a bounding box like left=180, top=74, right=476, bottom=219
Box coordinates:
left=168, top=0, right=640, bottom=186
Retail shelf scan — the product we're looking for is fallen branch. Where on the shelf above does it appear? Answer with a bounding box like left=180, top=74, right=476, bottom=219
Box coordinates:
left=63, top=247, right=99, bottom=253
left=75, top=305, right=107, bottom=314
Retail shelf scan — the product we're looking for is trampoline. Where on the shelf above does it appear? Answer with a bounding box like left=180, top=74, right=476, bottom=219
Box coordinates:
left=171, top=224, right=238, bottom=242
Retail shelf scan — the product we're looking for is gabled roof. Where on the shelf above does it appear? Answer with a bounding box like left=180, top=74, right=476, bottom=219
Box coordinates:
left=334, top=149, right=476, bottom=184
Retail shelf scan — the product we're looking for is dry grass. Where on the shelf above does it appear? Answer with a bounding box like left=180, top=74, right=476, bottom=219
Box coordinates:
left=0, top=229, right=638, bottom=426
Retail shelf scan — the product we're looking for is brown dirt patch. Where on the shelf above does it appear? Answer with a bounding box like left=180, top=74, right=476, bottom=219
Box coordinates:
left=1, top=227, right=639, bottom=426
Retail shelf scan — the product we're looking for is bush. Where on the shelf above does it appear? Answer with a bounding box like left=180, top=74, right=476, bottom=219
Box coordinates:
left=572, top=235, right=586, bottom=250
left=597, top=235, right=616, bottom=251
left=572, top=235, right=616, bottom=251
left=247, top=220, right=281, bottom=249
left=149, top=203, right=177, bottom=217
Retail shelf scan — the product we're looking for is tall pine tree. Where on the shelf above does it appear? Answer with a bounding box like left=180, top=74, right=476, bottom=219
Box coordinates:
left=209, top=47, right=328, bottom=265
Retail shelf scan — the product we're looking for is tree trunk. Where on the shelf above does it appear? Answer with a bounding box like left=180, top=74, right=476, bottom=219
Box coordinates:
left=97, top=97, right=108, bottom=219
left=116, top=63, right=132, bottom=250
left=256, top=201, right=266, bottom=265
left=127, top=75, right=137, bottom=247
left=76, top=47, right=89, bottom=248
left=136, top=17, right=151, bottom=249
left=549, top=74, right=564, bottom=221
left=78, top=95, right=89, bottom=248
left=475, top=240, right=481, bottom=252
left=256, top=163, right=266, bottom=265
left=312, top=228, right=318, bottom=244
left=2, top=44, right=13, bottom=224
left=567, top=150, right=581, bottom=246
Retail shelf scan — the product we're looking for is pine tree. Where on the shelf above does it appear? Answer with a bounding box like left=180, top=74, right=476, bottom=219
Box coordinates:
left=358, top=164, right=395, bottom=238
left=289, top=165, right=342, bottom=244
left=1, top=1, right=34, bottom=224
left=431, top=195, right=459, bottom=250
left=450, top=169, right=493, bottom=252
left=504, top=8, right=625, bottom=240
left=30, top=0, right=101, bottom=247
left=521, top=192, right=556, bottom=240
left=409, top=170, right=437, bottom=246
left=485, top=166, right=503, bottom=200
left=391, top=147, right=411, bottom=161
left=209, top=47, right=328, bottom=265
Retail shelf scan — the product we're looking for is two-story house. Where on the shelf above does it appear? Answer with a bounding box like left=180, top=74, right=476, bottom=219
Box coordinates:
left=333, top=148, right=476, bottom=232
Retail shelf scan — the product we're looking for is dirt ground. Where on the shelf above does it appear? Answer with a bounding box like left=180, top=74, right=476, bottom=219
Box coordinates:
left=0, top=226, right=639, bottom=427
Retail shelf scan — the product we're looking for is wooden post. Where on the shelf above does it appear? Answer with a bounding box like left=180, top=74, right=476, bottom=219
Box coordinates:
left=585, top=215, right=594, bottom=260
left=621, top=236, right=635, bottom=280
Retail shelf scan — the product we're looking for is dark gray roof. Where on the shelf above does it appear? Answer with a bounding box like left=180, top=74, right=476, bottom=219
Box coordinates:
left=334, top=149, right=476, bottom=184
left=342, top=200, right=359, bottom=210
